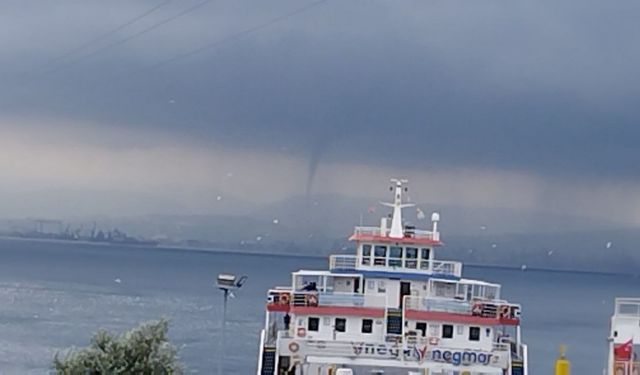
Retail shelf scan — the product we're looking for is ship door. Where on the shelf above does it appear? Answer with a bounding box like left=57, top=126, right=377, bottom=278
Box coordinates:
left=400, top=281, right=411, bottom=307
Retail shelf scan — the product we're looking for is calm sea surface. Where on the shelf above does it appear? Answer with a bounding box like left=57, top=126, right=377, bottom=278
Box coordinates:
left=0, top=238, right=636, bottom=374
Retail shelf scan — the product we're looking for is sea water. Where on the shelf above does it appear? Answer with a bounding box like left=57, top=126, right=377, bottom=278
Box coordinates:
left=0, top=238, right=636, bottom=374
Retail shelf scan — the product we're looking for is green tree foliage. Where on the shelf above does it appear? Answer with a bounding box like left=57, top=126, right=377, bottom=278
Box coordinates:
left=53, top=319, right=183, bottom=374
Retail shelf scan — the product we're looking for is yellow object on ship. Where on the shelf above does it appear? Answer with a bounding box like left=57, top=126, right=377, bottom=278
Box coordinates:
left=555, top=345, right=570, bottom=375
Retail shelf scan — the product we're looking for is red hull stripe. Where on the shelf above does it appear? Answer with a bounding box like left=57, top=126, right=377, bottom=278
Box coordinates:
left=349, top=234, right=441, bottom=246
left=405, top=310, right=520, bottom=326
left=290, top=305, right=385, bottom=318
left=267, top=304, right=291, bottom=312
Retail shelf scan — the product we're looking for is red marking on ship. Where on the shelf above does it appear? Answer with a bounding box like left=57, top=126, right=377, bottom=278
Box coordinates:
left=290, top=305, right=385, bottom=318
left=349, top=233, right=441, bottom=246
left=405, top=310, right=520, bottom=326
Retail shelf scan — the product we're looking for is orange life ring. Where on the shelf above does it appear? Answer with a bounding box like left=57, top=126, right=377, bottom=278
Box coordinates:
left=279, top=293, right=290, bottom=305
left=305, top=293, right=318, bottom=306
left=288, top=341, right=300, bottom=353
left=499, top=305, right=510, bottom=318
left=297, top=327, right=307, bottom=337
left=613, top=363, right=626, bottom=375
left=472, top=303, right=483, bottom=316
left=428, top=337, right=439, bottom=345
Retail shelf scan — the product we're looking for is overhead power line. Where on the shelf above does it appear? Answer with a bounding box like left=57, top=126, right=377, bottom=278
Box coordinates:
left=46, top=0, right=173, bottom=67
left=44, top=0, right=213, bottom=75
left=146, top=0, right=329, bottom=71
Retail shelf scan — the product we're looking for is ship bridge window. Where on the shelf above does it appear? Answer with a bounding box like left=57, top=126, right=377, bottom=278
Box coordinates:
left=416, top=322, right=427, bottom=337
left=361, top=244, right=372, bottom=265
left=421, top=248, right=430, bottom=260
left=374, top=245, right=387, bottom=266
left=389, top=246, right=402, bottom=267
left=362, top=244, right=372, bottom=256
left=419, top=248, right=431, bottom=270
left=405, top=247, right=418, bottom=269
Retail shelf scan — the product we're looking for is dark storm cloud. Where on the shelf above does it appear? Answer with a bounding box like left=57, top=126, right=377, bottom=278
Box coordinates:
left=2, top=0, right=639, bottom=181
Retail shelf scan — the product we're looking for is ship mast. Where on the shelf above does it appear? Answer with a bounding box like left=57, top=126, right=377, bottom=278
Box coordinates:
left=381, top=178, right=414, bottom=239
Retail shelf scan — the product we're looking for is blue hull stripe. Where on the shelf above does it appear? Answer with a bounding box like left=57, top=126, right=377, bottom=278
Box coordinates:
left=331, top=268, right=460, bottom=281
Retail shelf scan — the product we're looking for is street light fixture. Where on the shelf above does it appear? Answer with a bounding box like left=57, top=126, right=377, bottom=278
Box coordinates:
left=216, top=273, right=247, bottom=375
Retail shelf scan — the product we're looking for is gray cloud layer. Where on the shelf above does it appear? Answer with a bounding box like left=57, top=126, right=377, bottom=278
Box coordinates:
left=2, top=0, right=640, bottom=182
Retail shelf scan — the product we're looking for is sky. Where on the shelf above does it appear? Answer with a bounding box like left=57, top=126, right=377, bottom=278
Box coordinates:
left=1, top=0, right=640, bottom=227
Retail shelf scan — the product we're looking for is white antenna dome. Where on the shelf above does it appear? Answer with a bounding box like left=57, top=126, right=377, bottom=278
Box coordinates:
left=431, top=212, right=440, bottom=222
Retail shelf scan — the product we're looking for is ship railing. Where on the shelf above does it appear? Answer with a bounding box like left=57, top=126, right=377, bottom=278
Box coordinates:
left=352, top=226, right=438, bottom=241
left=320, top=292, right=386, bottom=308
left=267, top=288, right=293, bottom=305
left=273, top=286, right=292, bottom=290
left=492, top=342, right=511, bottom=352
left=256, top=329, right=266, bottom=375
left=329, top=254, right=462, bottom=278
left=352, top=226, right=385, bottom=237
left=615, top=298, right=640, bottom=317
left=429, top=260, right=463, bottom=277
left=293, top=291, right=386, bottom=308
left=404, top=296, right=522, bottom=320
left=404, top=296, right=472, bottom=314
left=613, top=360, right=640, bottom=373
left=269, top=289, right=387, bottom=308
left=329, top=255, right=358, bottom=271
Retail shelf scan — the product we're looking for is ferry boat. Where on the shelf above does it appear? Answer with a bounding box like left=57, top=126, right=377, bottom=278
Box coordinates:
left=257, top=179, right=528, bottom=375
left=606, top=298, right=640, bottom=374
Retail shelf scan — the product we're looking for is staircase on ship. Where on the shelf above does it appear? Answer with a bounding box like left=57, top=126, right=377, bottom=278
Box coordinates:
left=260, top=346, right=276, bottom=375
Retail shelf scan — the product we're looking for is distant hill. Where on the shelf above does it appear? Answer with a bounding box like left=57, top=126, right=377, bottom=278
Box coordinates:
left=4, top=192, right=638, bottom=273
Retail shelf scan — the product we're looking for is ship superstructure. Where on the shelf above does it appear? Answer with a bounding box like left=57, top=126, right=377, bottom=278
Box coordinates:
left=606, top=298, right=640, bottom=375
left=257, top=179, right=528, bottom=375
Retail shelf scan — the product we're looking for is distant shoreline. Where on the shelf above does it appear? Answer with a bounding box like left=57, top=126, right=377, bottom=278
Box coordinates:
left=0, top=235, right=628, bottom=277
left=0, top=235, right=326, bottom=260
left=0, top=235, right=113, bottom=247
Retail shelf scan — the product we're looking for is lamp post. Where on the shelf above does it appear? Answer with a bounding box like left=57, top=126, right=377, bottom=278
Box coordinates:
left=216, top=273, right=247, bottom=375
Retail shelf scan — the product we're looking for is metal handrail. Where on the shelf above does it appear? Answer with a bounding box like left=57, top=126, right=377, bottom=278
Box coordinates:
left=431, top=260, right=463, bottom=276
left=404, top=296, right=521, bottom=319
left=329, top=254, right=462, bottom=277
left=329, top=255, right=358, bottom=270
left=352, top=226, right=437, bottom=240
left=269, top=289, right=387, bottom=308
left=615, top=298, right=640, bottom=316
